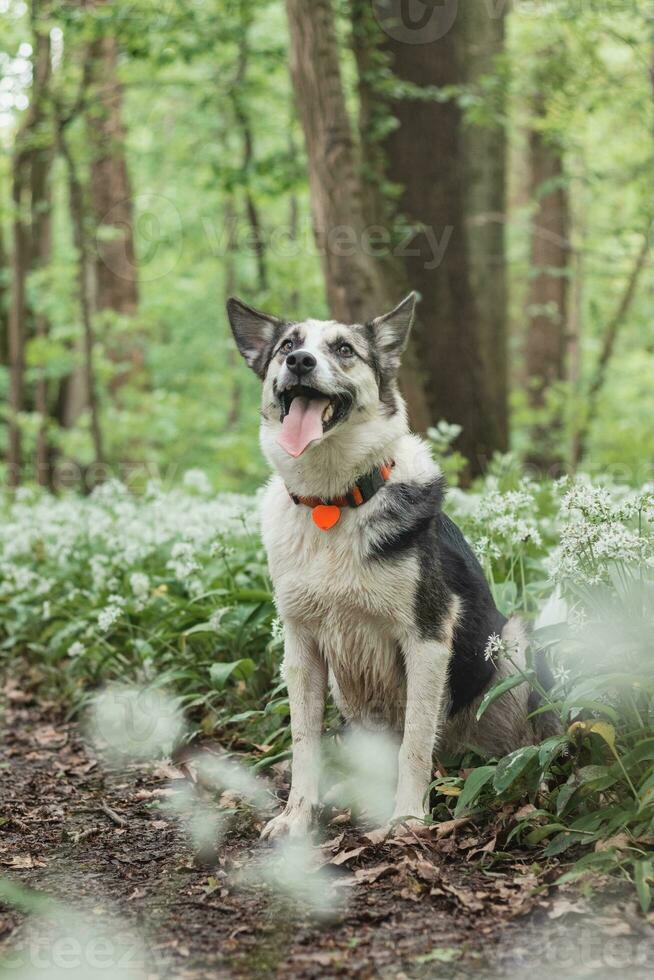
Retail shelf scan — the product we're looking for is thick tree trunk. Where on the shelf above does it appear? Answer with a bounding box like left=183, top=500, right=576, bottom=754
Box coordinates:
left=524, top=100, right=569, bottom=471
left=86, top=31, right=140, bottom=392
left=285, top=0, right=430, bottom=431
left=87, top=35, right=138, bottom=315
left=458, top=2, right=508, bottom=452
left=381, top=2, right=507, bottom=476
left=285, top=0, right=386, bottom=324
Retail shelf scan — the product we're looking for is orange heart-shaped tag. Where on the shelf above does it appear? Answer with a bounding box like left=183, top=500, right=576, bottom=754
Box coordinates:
left=312, top=504, right=341, bottom=531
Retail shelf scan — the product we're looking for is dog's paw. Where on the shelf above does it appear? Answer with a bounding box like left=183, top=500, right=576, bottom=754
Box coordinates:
left=260, top=802, right=313, bottom=841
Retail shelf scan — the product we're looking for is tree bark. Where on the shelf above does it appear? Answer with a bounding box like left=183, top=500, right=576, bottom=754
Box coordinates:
left=86, top=29, right=140, bottom=393
left=524, top=97, right=570, bottom=471
left=381, top=1, right=507, bottom=476
left=285, top=0, right=386, bottom=324
left=0, top=209, right=7, bottom=367
left=59, top=133, right=105, bottom=471
left=7, top=153, right=28, bottom=488
left=231, top=4, right=268, bottom=294
left=285, top=0, right=430, bottom=432
left=87, top=34, right=138, bottom=315
left=31, top=25, right=54, bottom=488
left=224, top=196, right=242, bottom=430
left=7, top=2, right=53, bottom=488
left=458, top=2, right=508, bottom=451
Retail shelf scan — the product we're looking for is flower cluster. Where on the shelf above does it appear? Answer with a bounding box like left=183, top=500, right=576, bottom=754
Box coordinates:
left=0, top=474, right=260, bottom=673
left=553, top=478, right=654, bottom=586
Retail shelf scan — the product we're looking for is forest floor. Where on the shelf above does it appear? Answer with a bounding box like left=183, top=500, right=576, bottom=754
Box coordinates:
left=1, top=685, right=653, bottom=980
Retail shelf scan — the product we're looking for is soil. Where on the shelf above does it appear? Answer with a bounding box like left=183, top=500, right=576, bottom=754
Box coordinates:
left=1, top=687, right=653, bottom=979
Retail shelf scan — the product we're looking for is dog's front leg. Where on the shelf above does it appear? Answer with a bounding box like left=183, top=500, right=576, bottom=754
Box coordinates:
left=392, top=637, right=451, bottom=823
left=261, top=625, right=326, bottom=840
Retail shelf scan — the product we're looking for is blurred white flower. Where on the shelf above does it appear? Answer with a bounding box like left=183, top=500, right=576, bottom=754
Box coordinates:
left=88, top=686, right=186, bottom=762
left=331, top=729, right=398, bottom=825
left=97, top=605, right=122, bottom=632
left=183, top=469, right=212, bottom=495
left=129, top=572, right=150, bottom=600
left=251, top=837, right=342, bottom=918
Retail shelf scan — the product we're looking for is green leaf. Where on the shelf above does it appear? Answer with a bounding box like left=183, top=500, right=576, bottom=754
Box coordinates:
left=414, top=947, right=462, bottom=965
left=476, top=672, right=533, bottom=722
left=209, top=658, right=256, bottom=689
left=454, top=765, right=496, bottom=815
left=526, top=823, right=568, bottom=845
left=493, top=745, right=539, bottom=794
left=634, top=860, right=652, bottom=914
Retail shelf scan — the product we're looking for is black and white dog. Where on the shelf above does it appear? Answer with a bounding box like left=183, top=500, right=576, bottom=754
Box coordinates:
left=228, top=293, right=552, bottom=839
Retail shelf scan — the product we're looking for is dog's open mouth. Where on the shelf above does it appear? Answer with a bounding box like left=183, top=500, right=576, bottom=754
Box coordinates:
left=277, top=385, right=351, bottom=457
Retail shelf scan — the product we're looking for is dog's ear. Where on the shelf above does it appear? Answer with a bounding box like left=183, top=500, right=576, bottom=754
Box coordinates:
left=226, top=297, right=283, bottom=378
left=368, top=293, right=417, bottom=374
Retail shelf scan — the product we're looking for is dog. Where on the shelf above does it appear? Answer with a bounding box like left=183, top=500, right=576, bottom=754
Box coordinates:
left=227, top=292, right=556, bottom=839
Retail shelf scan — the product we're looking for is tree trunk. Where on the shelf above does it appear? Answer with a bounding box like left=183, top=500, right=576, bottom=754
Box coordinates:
left=458, top=2, right=508, bottom=451
left=31, top=25, right=54, bottom=489
left=7, top=2, right=53, bottom=488
left=0, top=210, right=7, bottom=367
left=7, top=154, right=28, bottom=488
left=285, top=0, right=386, bottom=324
left=231, top=7, right=268, bottom=294
left=285, top=0, right=430, bottom=431
left=86, top=31, right=140, bottom=389
left=381, top=1, right=507, bottom=476
left=224, top=197, right=242, bottom=430
left=59, top=133, right=105, bottom=471
left=524, top=98, right=570, bottom=472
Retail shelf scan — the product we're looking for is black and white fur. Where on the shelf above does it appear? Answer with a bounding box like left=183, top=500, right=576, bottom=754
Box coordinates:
left=227, top=293, right=553, bottom=839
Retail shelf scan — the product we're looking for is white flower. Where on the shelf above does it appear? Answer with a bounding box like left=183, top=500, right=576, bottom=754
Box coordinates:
left=183, top=469, right=212, bottom=495
left=98, top=604, right=122, bottom=632
left=129, top=572, right=150, bottom=599
left=484, top=633, right=506, bottom=664
left=68, top=641, right=85, bottom=658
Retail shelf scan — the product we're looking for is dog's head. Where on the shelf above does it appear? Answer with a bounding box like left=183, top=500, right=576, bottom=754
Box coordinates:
left=226, top=294, right=416, bottom=479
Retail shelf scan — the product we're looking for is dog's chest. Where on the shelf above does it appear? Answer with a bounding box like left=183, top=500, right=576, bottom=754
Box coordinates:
left=263, top=502, right=418, bottom=728
left=265, top=507, right=417, bottom=629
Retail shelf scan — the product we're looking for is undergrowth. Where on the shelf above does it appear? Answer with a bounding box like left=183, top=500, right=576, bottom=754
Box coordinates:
left=1, top=459, right=654, bottom=907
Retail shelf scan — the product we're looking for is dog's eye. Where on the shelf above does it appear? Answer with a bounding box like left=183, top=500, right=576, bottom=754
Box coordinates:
left=337, top=342, right=354, bottom=357
left=279, top=339, right=294, bottom=356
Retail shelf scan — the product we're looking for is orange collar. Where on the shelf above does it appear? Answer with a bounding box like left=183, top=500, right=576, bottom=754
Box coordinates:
left=289, top=462, right=395, bottom=531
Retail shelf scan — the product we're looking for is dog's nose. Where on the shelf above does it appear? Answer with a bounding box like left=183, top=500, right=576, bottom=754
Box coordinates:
left=286, top=349, right=317, bottom=377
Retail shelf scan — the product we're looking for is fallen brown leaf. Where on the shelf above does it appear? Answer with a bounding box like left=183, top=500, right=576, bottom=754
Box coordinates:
left=330, top=845, right=367, bottom=866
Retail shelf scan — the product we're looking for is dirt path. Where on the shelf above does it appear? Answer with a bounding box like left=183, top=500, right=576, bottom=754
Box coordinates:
left=1, top=689, right=652, bottom=979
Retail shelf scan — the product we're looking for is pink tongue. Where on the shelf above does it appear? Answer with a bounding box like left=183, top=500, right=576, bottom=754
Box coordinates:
left=278, top=396, right=329, bottom=457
